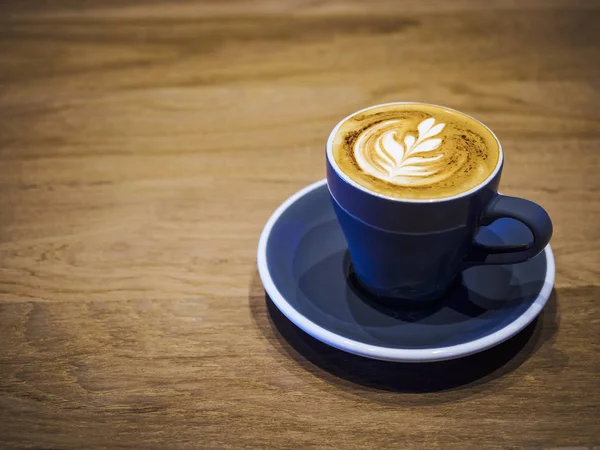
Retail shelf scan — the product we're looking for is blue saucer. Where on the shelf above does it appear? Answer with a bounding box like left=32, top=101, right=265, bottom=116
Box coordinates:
left=257, top=179, right=555, bottom=362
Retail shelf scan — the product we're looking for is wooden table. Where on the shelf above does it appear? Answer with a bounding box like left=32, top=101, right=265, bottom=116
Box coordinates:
left=1, top=1, right=599, bottom=448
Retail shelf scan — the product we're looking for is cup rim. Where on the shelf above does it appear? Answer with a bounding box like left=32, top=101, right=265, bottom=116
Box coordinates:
left=326, top=102, right=504, bottom=204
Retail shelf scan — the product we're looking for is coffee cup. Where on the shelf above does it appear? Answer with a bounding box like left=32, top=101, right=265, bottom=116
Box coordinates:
left=326, top=102, right=553, bottom=305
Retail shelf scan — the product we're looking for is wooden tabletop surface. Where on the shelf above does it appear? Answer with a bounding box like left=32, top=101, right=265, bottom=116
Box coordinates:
left=1, top=1, right=599, bottom=448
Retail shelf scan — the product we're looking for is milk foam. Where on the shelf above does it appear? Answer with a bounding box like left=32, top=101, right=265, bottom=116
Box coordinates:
left=354, top=117, right=463, bottom=187
left=330, top=103, right=501, bottom=200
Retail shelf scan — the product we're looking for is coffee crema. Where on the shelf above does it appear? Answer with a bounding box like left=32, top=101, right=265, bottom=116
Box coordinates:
left=330, top=103, right=500, bottom=200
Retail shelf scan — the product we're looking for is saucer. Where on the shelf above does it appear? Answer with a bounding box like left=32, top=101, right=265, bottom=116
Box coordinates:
left=257, top=179, right=555, bottom=362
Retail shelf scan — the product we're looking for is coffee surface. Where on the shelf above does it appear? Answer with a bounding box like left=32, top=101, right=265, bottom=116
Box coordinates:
left=330, top=104, right=500, bottom=200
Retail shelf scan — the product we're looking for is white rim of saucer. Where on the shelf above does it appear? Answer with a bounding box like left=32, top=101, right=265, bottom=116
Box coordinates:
left=256, top=179, right=555, bottom=363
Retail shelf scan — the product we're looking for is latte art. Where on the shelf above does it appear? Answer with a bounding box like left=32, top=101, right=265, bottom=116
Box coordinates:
left=330, top=103, right=500, bottom=200
left=354, top=117, right=464, bottom=187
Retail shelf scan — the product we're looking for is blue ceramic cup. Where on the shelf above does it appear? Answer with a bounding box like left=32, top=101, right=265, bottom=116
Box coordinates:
left=326, top=103, right=553, bottom=306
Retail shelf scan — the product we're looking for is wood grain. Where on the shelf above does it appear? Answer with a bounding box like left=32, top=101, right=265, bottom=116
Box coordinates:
left=0, top=1, right=599, bottom=448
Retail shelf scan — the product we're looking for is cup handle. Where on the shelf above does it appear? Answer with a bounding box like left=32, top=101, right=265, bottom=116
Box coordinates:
left=461, top=194, right=553, bottom=268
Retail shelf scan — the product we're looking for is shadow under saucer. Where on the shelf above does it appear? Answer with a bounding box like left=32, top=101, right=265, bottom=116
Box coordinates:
left=259, top=179, right=555, bottom=364
left=257, top=288, right=558, bottom=394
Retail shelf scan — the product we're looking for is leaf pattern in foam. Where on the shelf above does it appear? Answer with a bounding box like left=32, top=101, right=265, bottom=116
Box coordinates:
left=411, top=138, right=442, bottom=154
left=426, top=123, right=446, bottom=139
left=402, top=153, right=444, bottom=167
left=381, top=131, right=405, bottom=167
left=400, top=117, right=445, bottom=163
left=354, top=116, right=447, bottom=183
left=417, top=117, right=436, bottom=138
